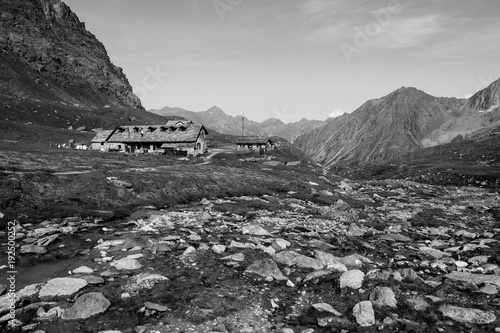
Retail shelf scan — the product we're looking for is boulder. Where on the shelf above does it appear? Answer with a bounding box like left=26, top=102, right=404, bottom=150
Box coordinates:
left=39, top=278, right=88, bottom=301
left=274, top=251, right=323, bottom=270
left=339, top=270, right=365, bottom=289
left=352, top=301, right=375, bottom=327
left=439, top=305, right=496, bottom=324
left=244, top=259, right=287, bottom=281
left=369, top=286, right=397, bottom=308
left=110, top=258, right=142, bottom=270
left=61, top=292, right=110, bottom=320
left=445, top=271, right=500, bottom=287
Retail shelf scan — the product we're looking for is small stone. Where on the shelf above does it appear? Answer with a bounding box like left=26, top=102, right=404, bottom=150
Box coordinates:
left=300, top=329, right=314, bottom=333
left=272, top=238, right=291, bottom=251
left=241, top=224, right=272, bottom=236
left=110, top=258, right=142, bottom=270
left=144, top=302, right=169, bottom=312
left=187, top=234, right=201, bottom=241
left=312, top=303, right=342, bottom=316
left=419, top=247, right=450, bottom=260
left=20, top=245, right=47, bottom=255
left=277, top=329, right=294, bottom=333
left=406, top=298, right=429, bottom=311
left=379, top=233, right=411, bottom=242
left=353, top=301, right=375, bottom=327
left=455, top=230, right=476, bottom=239
left=212, top=245, right=226, bottom=254
left=468, top=256, right=489, bottom=266
left=274, top=251, right=323, bottom=270
left=244, top=259, right=287, bottom=281
left=221, top=253, right=245, bottom=262
left=182, top=247, right=196, bottom=256
left=478, top=284, right=498, bottom=295
left=339, top=270, right=364, bottom=289
left=73, top=266, right=94, bottom=274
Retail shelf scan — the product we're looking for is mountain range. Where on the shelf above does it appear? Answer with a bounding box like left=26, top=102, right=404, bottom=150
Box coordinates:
left=1, top=0, right=498, bottom=171
left=294, top=79, right=500, bottom=167
left=149, top=106, right=326, bottom=142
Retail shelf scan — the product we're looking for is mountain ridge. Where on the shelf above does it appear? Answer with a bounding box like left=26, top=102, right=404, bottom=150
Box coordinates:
left=149, top=106, right=326, bottom=142
left=294, top=86, right=469, bottom=167
left=0, top=0, right=142, bottom=109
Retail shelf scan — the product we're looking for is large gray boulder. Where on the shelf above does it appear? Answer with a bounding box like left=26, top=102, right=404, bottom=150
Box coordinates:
left=440, top=305, right=496, bottom=324
left=39, top=278, right=88, bottom=301
left=62, top=292, right=110, bottom=320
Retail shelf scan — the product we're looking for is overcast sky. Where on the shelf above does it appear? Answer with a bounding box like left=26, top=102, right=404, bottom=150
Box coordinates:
left=68, top=0, right=500, bottom=123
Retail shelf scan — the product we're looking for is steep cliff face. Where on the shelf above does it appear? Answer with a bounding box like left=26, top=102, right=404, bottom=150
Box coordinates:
left=0, top=0, right=142, bottom=109
left=294, top=88, right=466, bottom=167
left=467, top=77, right=500, bottom=111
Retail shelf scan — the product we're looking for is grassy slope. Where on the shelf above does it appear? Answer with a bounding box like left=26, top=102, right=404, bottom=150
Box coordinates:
left=333, top=130, right=500, bottom=191
left=0, top=122, right=331, bottom=227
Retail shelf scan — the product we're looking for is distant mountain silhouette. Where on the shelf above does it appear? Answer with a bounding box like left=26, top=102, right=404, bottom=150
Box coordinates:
left=149, top=106, right=325, bottom=142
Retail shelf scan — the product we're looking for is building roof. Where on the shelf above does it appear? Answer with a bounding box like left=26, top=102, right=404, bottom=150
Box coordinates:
left=105, top=121, right=207, bottom=143
left=235, top=136, right=272, bottom=145
left=91, top=130, right=113, bottom=143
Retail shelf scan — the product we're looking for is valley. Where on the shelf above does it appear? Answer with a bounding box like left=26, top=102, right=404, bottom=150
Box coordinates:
left=0, top=0, right=499, bottom=332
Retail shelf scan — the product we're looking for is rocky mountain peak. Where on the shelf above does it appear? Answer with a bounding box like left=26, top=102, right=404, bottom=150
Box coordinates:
left=0, top=0, right=143, bottom=109
left=468, top=77, right=500, bottom=111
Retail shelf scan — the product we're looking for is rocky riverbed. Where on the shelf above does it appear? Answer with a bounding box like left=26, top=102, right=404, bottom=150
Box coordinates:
left=1, top=178, right=500, bottom=333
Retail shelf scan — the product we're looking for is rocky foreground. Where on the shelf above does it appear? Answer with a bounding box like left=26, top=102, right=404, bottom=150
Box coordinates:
left=1, top=179, right=500, bottom=333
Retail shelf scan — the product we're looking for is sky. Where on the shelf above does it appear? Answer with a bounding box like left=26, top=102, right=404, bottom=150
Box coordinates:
left=67, top=0, right=500, bottom=123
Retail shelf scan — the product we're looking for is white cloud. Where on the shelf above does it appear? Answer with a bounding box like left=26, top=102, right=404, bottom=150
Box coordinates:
left=328, top=108, right=345, bottom=118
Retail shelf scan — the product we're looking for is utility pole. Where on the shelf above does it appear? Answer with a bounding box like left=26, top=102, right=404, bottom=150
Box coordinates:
left=241, top=113, right=245, bottom=144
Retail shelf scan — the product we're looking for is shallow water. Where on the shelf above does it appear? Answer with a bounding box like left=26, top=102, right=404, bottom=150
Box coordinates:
left=1, top=227, right=114, bottom=290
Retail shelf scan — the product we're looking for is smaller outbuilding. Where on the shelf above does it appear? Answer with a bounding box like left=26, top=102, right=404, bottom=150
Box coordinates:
left=236, top=136, right=274, bottom=151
